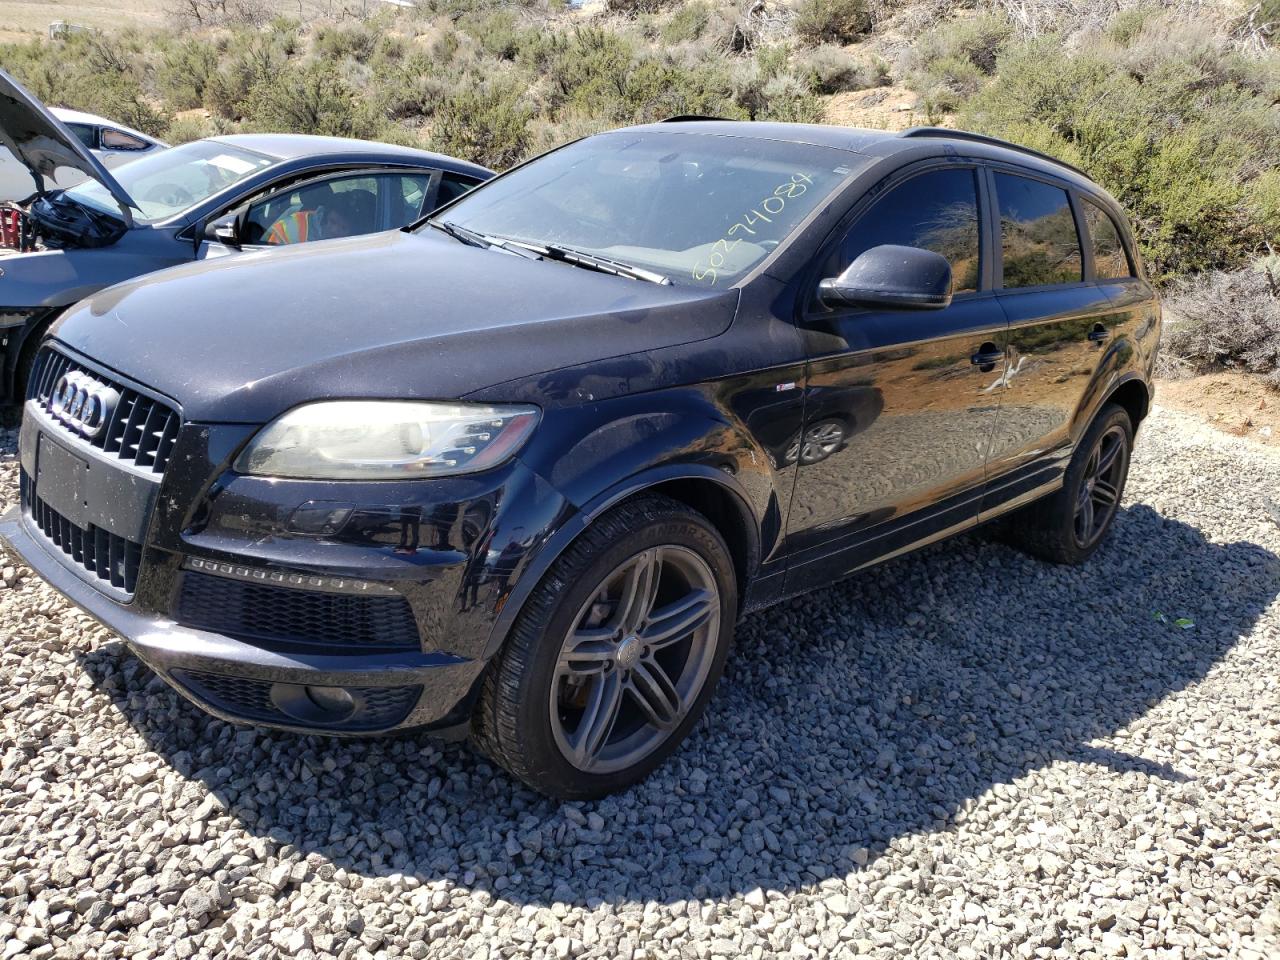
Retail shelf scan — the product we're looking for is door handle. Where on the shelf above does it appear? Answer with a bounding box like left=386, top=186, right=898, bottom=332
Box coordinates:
left=1088, top=324, right=1109, bottom=342
left=970, top=342, right=1003, bottom=372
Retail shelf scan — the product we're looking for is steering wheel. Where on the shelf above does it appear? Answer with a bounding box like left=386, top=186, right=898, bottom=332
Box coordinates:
left=142, top=183, right=194, bottom=207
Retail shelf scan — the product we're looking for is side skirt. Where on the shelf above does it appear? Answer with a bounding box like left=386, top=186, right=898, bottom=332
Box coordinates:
left=763, top=456, right=1065, bottom=611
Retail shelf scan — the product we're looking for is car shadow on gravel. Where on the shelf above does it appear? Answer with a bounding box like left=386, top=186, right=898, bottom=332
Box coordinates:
left=76, top=503, right=1280, bottom=906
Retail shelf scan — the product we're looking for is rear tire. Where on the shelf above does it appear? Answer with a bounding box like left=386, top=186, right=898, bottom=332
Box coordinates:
left=998, top=403, right=1133, bottom=565
left=471, top=494, right=737, bottom=800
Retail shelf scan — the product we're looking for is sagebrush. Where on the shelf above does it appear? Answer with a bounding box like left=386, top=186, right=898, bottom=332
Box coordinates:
left=1162, top=265, right=1280, bottom=386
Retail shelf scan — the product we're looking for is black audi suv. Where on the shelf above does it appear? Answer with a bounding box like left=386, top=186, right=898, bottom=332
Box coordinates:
left=0, top=120, right=1160, bottom=798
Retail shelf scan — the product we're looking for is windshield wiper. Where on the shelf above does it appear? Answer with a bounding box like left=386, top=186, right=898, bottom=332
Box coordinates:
left=426, top=219, right=543, bottom=260
left=426, top=218, right=490, bottom=249
left=428, top=221, right=669, bottom=281
left=511, top=240, right=672, bottom=285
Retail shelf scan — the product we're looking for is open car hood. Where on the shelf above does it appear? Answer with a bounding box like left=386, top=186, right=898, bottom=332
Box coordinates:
left=0, top=69, right=135, bottom=224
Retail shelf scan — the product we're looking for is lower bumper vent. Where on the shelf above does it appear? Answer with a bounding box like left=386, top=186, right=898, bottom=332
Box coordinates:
left=176, top=571, right=421, bottom=651
left=20, top=469, right=142, bottom=597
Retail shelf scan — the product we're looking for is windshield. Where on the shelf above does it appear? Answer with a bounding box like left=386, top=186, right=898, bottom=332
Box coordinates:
left=63, top=140, right=275, bottom=222
left=433, top=131, right=863, bottom=286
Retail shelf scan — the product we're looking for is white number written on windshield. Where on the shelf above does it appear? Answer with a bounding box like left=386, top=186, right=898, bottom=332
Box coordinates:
left=692, top=173, right=813, bottom=286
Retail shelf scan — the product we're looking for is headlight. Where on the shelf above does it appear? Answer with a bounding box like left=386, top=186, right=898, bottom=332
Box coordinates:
left=234, top=401, right=540, bottom=480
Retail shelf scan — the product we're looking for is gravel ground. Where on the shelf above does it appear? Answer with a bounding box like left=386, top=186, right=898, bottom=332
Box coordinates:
left=2, top=404, right=1279, bottom=960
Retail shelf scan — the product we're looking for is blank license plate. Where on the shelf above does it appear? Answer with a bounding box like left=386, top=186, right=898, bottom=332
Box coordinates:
left=36, top=433, right=92, bottom=529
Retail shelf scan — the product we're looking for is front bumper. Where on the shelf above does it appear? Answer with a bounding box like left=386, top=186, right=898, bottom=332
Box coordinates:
left=6, top=345, right=577, bottom=737
left=0, top=504, right=487, bottom=736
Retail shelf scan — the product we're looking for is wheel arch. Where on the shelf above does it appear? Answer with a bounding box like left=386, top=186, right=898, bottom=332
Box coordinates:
left=481, top=463, right=761, bottom=660
left=1104, top=376, right=1151, bottom=429
left=1070, top=371, right=1151, bottom=444
left=3, top=306, right=62, bottom=403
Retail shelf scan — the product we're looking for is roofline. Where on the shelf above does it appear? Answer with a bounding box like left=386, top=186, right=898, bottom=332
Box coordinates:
left=898, top=127, right=1088, bottom=178
left=202, top=134, right=493, bottom=177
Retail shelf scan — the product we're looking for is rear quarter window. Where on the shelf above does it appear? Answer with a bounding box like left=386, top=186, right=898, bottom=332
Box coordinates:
left=1082, top=200, right=1133, bottom=280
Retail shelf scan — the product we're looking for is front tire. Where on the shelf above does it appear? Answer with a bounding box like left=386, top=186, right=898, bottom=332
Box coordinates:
left=1000, top=402, right=1133, bottom=565
left=471, top=495, right=737, bottom=799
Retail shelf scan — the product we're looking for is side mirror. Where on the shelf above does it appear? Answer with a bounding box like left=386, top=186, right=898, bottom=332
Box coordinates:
left=818, top=244, right=953, bottom=311
left=203, top=212, right=241, bottom=250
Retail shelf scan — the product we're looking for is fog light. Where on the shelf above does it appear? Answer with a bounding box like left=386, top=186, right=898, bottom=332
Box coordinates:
left=304, top=685, right=356, bottom=719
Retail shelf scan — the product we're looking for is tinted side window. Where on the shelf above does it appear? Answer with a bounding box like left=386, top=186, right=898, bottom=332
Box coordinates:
left=843, top=168, right=981, bottom=294
left=436, top=173, right=481, bottom=209
left=65, top=123, right=96, bottom=149
left=994, top=173, right=1082, bottom=288
left=1083, top=200, right=1131, bottom=280
left=389, top=173, right=433, bottom=227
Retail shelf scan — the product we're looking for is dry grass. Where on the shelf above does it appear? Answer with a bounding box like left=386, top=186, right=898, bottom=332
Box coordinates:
left=0, top=0, right=167, bottom=36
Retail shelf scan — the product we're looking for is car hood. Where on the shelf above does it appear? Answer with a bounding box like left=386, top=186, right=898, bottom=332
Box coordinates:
left=0, top=70, right=136, bottom=222
left=51, top=230, right=739, bottom=422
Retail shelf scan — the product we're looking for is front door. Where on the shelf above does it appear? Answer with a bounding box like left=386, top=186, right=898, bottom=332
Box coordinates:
left=786, top=163, right=1007, bottom=585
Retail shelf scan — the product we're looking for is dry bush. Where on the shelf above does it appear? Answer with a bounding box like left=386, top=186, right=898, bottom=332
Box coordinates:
left=792, top=0, right=873, bottom=45
left=166, top=0, right=274, bottom=28
left=1161, top=264, right=1280, bottom=386
left=797, top=44, right=889, bottom=93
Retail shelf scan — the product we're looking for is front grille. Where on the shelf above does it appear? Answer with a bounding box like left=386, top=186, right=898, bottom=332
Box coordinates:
left=172, top=670, right=421, bottom=731
left=176, top=571, right=421, bottom=651
left=19, top=469, right=142, bottom=596
left=30, top=348, right=181, bottom=475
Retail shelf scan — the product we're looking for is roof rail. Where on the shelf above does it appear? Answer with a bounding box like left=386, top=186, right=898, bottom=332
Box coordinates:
left=898, top=127, right=1088, bottom=178
left=660, top=115, right=733, bottom=123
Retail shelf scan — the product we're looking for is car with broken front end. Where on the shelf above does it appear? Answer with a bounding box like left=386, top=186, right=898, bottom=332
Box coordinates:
left=0, top=69, right=491, bottom=403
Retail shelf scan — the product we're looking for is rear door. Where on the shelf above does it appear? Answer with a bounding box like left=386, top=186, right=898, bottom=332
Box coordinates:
left=984, top=168, right=1126, bottom=499
left=786, top=161, right=1007, bottom=582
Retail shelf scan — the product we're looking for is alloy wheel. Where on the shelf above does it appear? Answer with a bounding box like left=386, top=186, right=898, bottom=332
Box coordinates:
left=1073, top=424, right=1128, bottom=548
left=799, top=419, right=845, bottom=464
left=549, top=545, right=721, bottom=774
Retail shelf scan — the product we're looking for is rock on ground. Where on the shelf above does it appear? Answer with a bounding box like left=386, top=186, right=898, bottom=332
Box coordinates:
left=0, top=405, right=1278, bottom=960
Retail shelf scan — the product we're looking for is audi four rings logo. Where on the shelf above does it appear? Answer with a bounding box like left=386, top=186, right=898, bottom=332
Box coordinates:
left=51, top=371, right=120, bottom=438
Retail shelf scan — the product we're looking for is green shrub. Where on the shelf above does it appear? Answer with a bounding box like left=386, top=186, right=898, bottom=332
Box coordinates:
left=465, top=10, right=531, bottom=60
left=163, top=113, right=234, bottom=144
left=430, top=84, right=533, bottom=168
left=155, top=38, right=222, bottom=111
left=661, top=1, right=711, bottom=44
left=759, top=74, right=826, bottom=123
left=313, top=21, right=380, bottom=62
left=203, top=26, right=295, bottom=119
left=915, top=54, right=985, bottom=112
left=242, top=60, right=384, bottom=139
left=1, top=33, right=167, bottom=137
left=958, top=32, right=1280, bottom=279
left=371, top=53, right=452, bottom=120
left=792, top=0, right=872, bottom=46
left=605, top=0, right=679, bottom=13
left=915, top=11, right=1012, bottom=74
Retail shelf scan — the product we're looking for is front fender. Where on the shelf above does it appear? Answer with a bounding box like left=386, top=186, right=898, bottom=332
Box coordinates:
left=518, top=386, right=784, bottom=551
left=481, top=459, right=762, bottom=661
left=479, top=386, right=795, bottom=659
left=0, top=242, right=187, bottom=309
